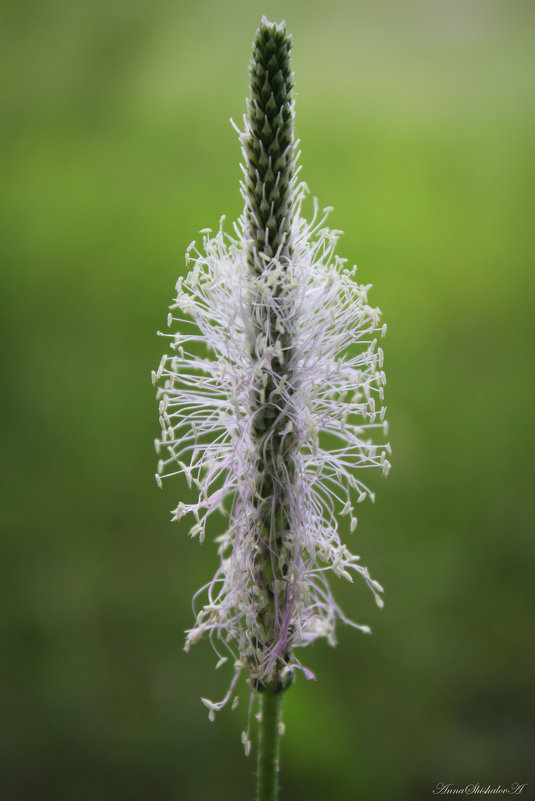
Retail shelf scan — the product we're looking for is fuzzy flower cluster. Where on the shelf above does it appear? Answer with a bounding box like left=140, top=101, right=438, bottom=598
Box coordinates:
left=153, top=17, right=390, bottom=720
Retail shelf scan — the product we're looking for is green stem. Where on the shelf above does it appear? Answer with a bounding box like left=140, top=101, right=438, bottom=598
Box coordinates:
left=256, top=686, right=284, bottom=801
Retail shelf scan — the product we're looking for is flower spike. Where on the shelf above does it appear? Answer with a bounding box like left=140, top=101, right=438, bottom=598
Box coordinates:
left=155, top=16, right=390, bottom=717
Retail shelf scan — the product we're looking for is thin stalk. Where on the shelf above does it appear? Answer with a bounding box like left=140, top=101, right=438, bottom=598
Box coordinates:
left=256, top=686, right=284, bottom=801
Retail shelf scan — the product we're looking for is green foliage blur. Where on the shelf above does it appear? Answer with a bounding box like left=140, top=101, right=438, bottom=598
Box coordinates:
left=2, top=1, right=534, bottom=799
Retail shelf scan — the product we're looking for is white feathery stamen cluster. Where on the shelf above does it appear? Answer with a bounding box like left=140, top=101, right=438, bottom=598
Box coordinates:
left=154, top=181, right=390, bottom=715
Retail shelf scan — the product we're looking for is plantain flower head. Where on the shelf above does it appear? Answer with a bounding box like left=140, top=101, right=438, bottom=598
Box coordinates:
left=153, top=16, right=390, bottom=717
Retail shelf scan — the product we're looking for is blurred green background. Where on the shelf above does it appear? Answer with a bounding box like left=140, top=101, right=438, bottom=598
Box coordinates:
left=2, top=1, right=534, bottom=799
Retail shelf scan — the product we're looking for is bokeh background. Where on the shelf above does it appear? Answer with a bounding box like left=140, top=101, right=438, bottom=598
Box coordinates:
left=2, top=1, right=534, bottom=799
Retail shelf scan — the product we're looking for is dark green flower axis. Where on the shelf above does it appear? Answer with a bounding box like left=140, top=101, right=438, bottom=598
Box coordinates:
left=242, top=18, right=298, bottom=692
left=243, top=18, right=295, bottom=269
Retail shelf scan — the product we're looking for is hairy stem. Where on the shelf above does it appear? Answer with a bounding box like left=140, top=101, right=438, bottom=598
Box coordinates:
left=256, top=685, right=284, bottom=801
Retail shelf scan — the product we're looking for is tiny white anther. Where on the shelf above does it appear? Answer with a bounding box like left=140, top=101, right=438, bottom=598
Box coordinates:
left=378, top=347, right=384, bottom=367
left=173, top=502, right=186, bottom=520
left=241, top=731, right=251, bottom=757
left=189, top=522, right=202, bottom=539
left=155, top=354, right=167, bottom=382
